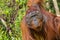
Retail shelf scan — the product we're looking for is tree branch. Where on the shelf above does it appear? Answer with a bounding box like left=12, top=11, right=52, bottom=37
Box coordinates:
left=52, top=0, right=60, bottom=16
left=0, top=18, right=7, bottom=27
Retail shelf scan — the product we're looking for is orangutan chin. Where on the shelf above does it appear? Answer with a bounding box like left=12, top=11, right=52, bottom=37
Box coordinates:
left=21, top=0, right=60, bottom=40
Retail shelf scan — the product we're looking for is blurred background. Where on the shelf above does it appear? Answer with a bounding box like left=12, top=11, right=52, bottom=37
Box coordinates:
left=0, top=0, right=60, bottom=40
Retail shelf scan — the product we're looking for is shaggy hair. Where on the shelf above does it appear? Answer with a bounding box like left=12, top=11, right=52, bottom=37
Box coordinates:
left=21, top=0, right=60, bottom=40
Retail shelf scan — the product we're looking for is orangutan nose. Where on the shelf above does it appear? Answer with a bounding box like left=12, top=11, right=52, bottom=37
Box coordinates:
left=32, top=17, right=40, bottom=27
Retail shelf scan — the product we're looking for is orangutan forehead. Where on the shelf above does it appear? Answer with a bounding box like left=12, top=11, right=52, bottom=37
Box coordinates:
left=26, top=4, right=40, bottom=14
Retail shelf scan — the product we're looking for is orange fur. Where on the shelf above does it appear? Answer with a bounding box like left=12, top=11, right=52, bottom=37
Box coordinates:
left=21, top=0, right=60, bottom=40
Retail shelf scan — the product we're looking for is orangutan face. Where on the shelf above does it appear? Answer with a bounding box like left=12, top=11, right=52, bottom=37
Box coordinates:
left=26, top=10, right=43, bottom=31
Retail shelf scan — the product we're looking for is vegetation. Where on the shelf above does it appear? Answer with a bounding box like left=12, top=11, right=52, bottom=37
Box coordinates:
left=0, top=0, right=60, bottom=40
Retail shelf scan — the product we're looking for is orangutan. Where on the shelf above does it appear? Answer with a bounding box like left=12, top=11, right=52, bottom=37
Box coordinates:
left=21, top=0, right=60, bottom=40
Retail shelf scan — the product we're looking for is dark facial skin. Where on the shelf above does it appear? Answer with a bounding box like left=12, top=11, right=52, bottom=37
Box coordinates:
left=26, top=10, right=43, bottom=31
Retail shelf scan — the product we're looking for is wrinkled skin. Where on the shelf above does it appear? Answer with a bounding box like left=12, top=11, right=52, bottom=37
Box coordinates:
left=21, top=0, right=60, bottom=40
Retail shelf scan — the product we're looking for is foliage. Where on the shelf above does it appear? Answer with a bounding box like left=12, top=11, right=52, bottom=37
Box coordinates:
left=0, top=0, right=60, bottom=40
left=0, top=0, right=27, bottom=40
left=45, top=0, right=60, bottom=14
